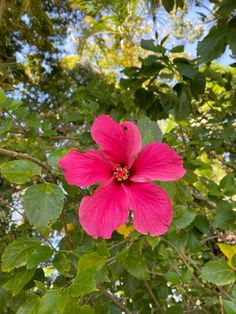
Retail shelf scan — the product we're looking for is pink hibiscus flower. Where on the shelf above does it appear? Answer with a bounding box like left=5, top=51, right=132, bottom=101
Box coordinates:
left=59, top=115, right=186, bottom=239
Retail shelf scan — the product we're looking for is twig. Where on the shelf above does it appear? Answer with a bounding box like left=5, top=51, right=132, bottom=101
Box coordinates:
left=96, top=284, right=133, bottom=314
left=219, top=292, right=225, bottom=314
left=4, top=111, right=27, bottom=134
left=144, top=280, right=163, bottom=313
left=0, top=148, right=52, bottom=173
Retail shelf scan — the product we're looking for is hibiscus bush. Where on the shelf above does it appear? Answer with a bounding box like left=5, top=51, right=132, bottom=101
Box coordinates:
left=0, top=1, right=236, bottom=313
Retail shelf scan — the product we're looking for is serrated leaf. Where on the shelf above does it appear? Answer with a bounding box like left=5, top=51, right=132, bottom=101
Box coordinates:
left=220, top=173, right=235, bottom=195
left=197, top=26, right=228, bottom=63
left=213, top=201, right=236, bottom=230
left=16, top=294, right=40, bottom=314
left=23, top=183, right=65, bottom=234
left=0, top=160, right=42, bottom=184
left=78, top=252, right=106, bottom=272
left=172, top=83, right=192, bottom=120
left=26, top=245, right=52, bottom=269
left=38, top=289, right=69, bottom=314
left=53, top=252, right=70, bottom=274
left=172, top=205, right=196, bottom=229
left=201, top=259, right=236, bottom=286
left=4, top=268, right=35, bottom=296
left=70, top=269, right=97, bottom=296
left=117, top=249, right=150, bottom=280
left=70, top=252, right=105, bottom=296
left=1, top=237, right=52, bottom=272
left=137, top=116, right=163, bottom=145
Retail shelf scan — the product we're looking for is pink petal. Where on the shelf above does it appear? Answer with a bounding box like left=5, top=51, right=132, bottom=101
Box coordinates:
left=130, top=142, right=186, bottom=182
left=79, top=180, right=129, bottom=239
left=91, top=115, right=142, bottom=166
left=124, top=182, right=172, bottom=236
left=59, top=148, right=113, bottom=187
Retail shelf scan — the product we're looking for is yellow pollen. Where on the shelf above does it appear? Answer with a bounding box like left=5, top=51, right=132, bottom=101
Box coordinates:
left=113, top=165, right=129, bottom=181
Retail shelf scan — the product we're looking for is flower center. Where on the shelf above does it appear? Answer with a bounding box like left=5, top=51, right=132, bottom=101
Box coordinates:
left=113, top=165, right=129, bottom=181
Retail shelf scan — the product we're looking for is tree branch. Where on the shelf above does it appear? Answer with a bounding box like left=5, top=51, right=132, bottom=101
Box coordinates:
left=96, top=284, right=133, bottom=314
left=0, top=148, right=52, bottom=173
left=144, top=280, right=163, bottom=313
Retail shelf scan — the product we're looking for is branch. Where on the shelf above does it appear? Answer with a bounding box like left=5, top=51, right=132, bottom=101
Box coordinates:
left=96, top=284, right=133, bottom=314
left=144, top=280, right=163, bottom=313
left=0, top=148, right=52, bottom=173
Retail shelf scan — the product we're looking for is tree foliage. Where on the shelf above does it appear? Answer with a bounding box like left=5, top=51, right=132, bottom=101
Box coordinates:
left=0, top=0, right=236, bottom=313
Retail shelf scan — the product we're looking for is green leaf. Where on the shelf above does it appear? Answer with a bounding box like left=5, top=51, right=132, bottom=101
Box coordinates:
left=78, top=252, right=106, bottom=272
left=1, top=237, right=52, bottom=272
left=228, top=17, right=236, bottom=57
left=220, top=173, right=235, bottom=195
left=0, top=285, right=9, bottom=312
left=224, top=299, right=236, bottom=314
left=38, top=289, right=69, bottom=314
left=0, top=119, right=12, bottom=135
left=172, top=83, right=192, bottom=120
left=26, top=245, right=52, bottom=269
left=0, top=160, right=42, bottom=184
left=174, top=58, right=198, bottom=79
left=117, top=249, right=150, bottom=280
left=70, top=269, right=97, bottom=296
left=170, top=45, right=184, bottom=53
left=16, top=294, right=40, bottom=314
left=165, top=271, right=180, bottom=284
left=140, top=39, right=166, bottom=53
left=70, top=252, right=106, bottom=296
left=53, top=252, right=70, bottom=274
left=23, top=183, right=65, bottom=233
left=197, top=26, right=228, bottom=63
left=172, top=205, right=196, bottom=229
left=201, top=259, right=236, bottom=286
left=213, top=201, right=236, bottom=230
left=4, top=268, right=35, bottom=296
left=166, top=305, right=184, bottom=314
left=0, top=87, right=6, bottom=105
left=137, top=116, right=163, bottom=145
left=76, top=305, right=95, bottom=314
left=162, top=0, right=174, bottom=12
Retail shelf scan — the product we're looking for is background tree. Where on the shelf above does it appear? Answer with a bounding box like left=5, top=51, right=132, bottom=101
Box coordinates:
left=0, top=0, right=236, bottom=313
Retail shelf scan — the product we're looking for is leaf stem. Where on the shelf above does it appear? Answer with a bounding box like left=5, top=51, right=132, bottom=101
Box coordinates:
left=96, top=283, right=133, bottom=314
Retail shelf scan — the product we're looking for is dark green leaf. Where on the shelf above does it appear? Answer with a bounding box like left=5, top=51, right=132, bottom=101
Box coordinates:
left=197, top=26, right=228, bottom=63
left=4, top=268, right=35, bottom=296
left=141, top=39, right=166, bottom=53
left=117, top=249, right=150, bottom=280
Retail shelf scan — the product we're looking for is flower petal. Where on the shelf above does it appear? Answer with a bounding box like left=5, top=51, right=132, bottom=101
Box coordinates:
left=124, top=182, right=172, bottom=236
left=130, top=142, right=186, bottom=182
left=91, top=114, right=142, bottom=166
left=59, top=148, right=113, bottom=187
left=79, top=180, right=129, bottom=239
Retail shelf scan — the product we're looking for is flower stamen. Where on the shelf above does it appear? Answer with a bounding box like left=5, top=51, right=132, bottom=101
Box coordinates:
left=113, top=165, right=129, bottom=181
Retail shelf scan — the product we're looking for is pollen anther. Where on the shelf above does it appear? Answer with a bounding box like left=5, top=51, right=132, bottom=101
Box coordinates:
left=113, top=165, right=129, bottom=181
